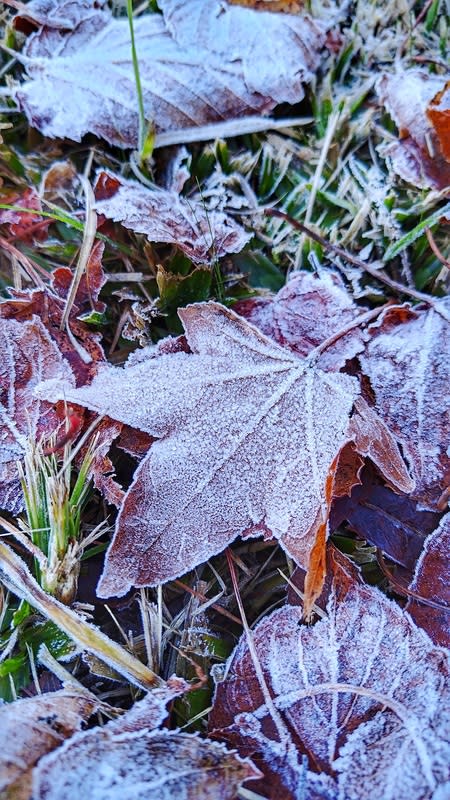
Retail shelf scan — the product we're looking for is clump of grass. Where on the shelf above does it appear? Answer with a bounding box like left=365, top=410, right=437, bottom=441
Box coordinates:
left=18, top=427, right=100, bottom=604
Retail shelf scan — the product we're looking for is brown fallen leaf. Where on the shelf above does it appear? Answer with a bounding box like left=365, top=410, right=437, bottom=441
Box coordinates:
left=94, top=171, right=250, bottom=264
left=32, top=687, right=260, bottom=800
left=233, top=270, right=367, bottom=371
left=330, top=462, right=438, bottom=568
left=377, top=69, right=450, bottom=190
left=0, top=316, right=74, bottom=513
left=406, top=513, right=450, bottom=648
left=209, top=568, right=450, bottom=800
left=35, top=302, right=411, bottom=601
left=13, top=0, right=338, bottom=148
left=0, top=688, right=99, bottom=800
left=360, top=302, right=450, bottom=511
left=0, top=254, right=106, bottom=386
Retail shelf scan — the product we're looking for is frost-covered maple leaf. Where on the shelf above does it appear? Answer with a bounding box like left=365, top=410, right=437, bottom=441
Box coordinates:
left=209, top=567, right=450, bottom=800
left=36, top=302, right=411, bottom=599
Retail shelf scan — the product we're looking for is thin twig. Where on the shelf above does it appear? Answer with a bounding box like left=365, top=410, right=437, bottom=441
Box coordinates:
left=175, top=579, right=242, bottom=626
left=265, top=209, right=450, bottom=322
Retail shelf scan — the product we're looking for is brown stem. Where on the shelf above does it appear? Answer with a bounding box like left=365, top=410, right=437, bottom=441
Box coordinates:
left=264, top=209, right=450, bottom=321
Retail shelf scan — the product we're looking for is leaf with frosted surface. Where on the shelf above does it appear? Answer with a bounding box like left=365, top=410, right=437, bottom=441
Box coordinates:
left=209, top=578, right=450, bottom=800
left=14, top=0, right=337, bottom=148
left=32, top=689, right=260, bottom=800
left=36, top=302, right=360, bottom=598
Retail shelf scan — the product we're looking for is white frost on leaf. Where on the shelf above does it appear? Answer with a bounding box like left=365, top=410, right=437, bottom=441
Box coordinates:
left=376, top=70, right=450, bottom=190
left=94, top=171, right=250, bottom=263
left=14, top=0, right=337, bottom=148
left=32, top=689, right=260, bottom=800
left=0, top=688, right=99, bottom=796
left=36, top=302, right=359, bottom=598
left=209, top=580, right=450, bottom=800
left=0, top=316, right=73, bottom=514
left=360, top=301, right=450, bottom=510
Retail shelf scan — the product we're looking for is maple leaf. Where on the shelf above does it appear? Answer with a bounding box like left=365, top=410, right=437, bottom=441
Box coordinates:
left=32, top=686, right=260, bottom=800
left=406, top=513, right=450, bottom=649
left=209, top=564, right=450, bottom=800
left=0, top=688, right=99, bottom=800
left=36, top=302, right=412, bottom=601
left=377, top=69, right=450, bottom=191
left=13, top=0, right=337, bottom=148
left=360, top=302, right=450, bottom=511
left=0, top=316, right=74, bottom=513
left=94, top=171, right=250, bottom=264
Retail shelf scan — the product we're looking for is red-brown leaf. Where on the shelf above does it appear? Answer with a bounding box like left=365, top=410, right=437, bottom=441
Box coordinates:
left=209, top=569, right=450, bottom=800
left=406, top=513, right=450, bottom=648
left=0, top=316, right=74, bottom=513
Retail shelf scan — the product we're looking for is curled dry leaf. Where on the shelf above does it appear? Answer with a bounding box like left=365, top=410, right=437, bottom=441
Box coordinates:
left=36, top=302, right=411, bottom=600
left=13, top=0, right=337, bottom=148
left=233, top=270, right=368, bottom=371
left=406, top=513, right=450, bottom=648
left=32, top=688, right=260, bottom=800
left=0, top=316, right=74, bottom=513
left=209, top=571, right=450, bottom=800
left=360, top=302, right=450, bottom=511
left=377, top=69, right=450, bottom=191
left=0, top=246, right=106, bottom=386
left=330, top=463, right=438, bottom=568
left=0, top=688, right=99, bottom=800
left=94, top=171, right=250, bottom=264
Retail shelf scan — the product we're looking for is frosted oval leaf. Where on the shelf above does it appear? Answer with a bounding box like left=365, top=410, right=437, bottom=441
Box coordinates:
left=32, top=690, right=260, bottom=800
left=0, top=688, right=99, bottom=800
left=209, top=579, right=450, bottom=800
left=0, top=316, right=73, bottom=513
left=14, top=0, right=337, bottom=149
left=36, top=302, right=360, bottom=598
left=360, top=302, right=450, bottom=510
left=234, top=270, right=367, bottom=371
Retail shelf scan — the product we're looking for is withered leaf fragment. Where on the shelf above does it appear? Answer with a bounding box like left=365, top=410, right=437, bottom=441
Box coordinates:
left=32, top=688, right=260, bottom=800
left=406, top=513, right=450, bottom=648
left=0, top=688, right=99, bottom=800
left=36, top=302, right=411, bottom=600
left=94, top=171, right=250, bottom=264
left=209, top=573, right=450, bottom=800
left=377, top=69, right=450, bottom=190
